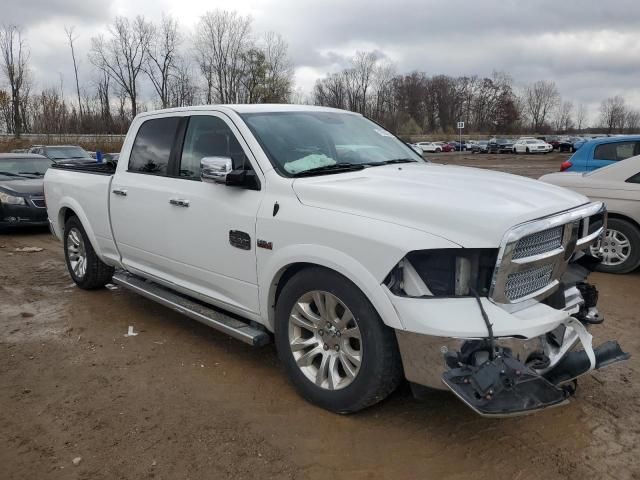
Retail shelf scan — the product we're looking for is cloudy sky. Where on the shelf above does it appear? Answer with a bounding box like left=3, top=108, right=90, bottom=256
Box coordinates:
left=5, top=0, right=640, bottom=124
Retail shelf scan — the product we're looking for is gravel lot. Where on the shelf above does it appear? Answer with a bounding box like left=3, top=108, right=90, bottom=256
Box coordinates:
left=1, top=153, right=638, bottom=479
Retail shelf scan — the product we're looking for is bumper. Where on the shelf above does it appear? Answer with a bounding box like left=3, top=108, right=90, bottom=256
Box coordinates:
left=393, top=284, right=629, bottom=416
left=1, top=202, right=48, bottom=227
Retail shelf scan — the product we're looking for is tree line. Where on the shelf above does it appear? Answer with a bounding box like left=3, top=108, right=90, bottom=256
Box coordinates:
left=0, top=11, right=295, bottom=136
left=1, top=14, right=638, bottom=137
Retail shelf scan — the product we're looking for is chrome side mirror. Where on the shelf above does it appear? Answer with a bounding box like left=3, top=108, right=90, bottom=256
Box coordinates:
left=201, top=156, right=232, bottom=184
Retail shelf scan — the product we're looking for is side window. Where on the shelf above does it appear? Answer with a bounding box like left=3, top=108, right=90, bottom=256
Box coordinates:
left=627, top=172, right=640, bottom=184
left=179, top=115, right=250, bottom=179
left=594, top=141, right=638, bottom=162
left=128, top=117, right=180, bottom=175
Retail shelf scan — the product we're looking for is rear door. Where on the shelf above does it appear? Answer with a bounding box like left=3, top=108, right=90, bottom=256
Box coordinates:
left=590, top=140, right=640, bottom=171
left=110, top=114, right=184, bottom=282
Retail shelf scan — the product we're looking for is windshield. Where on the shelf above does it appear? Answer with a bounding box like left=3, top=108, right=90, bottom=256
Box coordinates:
left=0, top=157, right=53, bottom=176
left=240, top=111, right=424, bottom=176
left=45, top=146, right=90, bottom=160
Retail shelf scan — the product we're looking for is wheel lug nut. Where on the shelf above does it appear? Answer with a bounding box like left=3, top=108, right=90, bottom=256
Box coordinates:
left=323, top=344, right=329, bottom=350
left=318, top=329, right=324, bottom=336
left=336, top=331, right=341, bottom=337
left=326, top=322, right=332, bottom=329
left=334, top=345, right=340, bottom=351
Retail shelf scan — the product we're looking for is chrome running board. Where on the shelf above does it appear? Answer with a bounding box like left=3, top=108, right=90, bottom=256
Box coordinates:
left=112, top=271, right=271, bottom=347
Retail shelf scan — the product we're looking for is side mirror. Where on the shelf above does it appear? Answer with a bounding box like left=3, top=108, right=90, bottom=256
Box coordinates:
left=201, top=156, right=232, bottom=184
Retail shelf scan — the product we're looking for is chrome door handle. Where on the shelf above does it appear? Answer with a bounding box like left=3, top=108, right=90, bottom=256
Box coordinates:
left=169, top=198, right=190, bottom=207
left=112, top=188, right=127, bottom=196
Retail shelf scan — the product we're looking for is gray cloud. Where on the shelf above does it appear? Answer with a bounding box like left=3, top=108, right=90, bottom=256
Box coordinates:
left=2, top=0, right=639, bottom=124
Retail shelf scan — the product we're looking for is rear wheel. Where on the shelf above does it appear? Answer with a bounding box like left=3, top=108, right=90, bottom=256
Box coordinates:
left=274, top=267, right=402, bottom=413
left=590, top=218, right=640, bottom=274
left=64, top=216, right=114, bottom=289
left=526, top=147, right=530, bottom=154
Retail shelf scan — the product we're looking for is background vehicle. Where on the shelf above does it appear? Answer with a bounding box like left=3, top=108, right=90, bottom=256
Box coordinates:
left=560, top=135, right=640, bottom=172
left=541, top=155, right=640, bottom=273
left=513, top=138, right=552, bottom=154
left=414, top=142, right=442, bottom=153
left=470, top=140, right=488, bottom=153
left=29, top=145, right=93, bottom=164
left=45, top=104, right=627, bottom=417
left=559, top=137, right=583, bottom=153
left=0, top=153, right=52, bottom=228
left=438, top=142, right=454, bottom=152
left=487, top=138, right=514, bottom=153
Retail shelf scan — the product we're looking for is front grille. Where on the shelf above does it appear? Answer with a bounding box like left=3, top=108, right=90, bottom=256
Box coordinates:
left=512, top=226, right=563, bottom=259
left=505, top=263, right=555, bottom=301
left=30, top=198, right=46, bottom=208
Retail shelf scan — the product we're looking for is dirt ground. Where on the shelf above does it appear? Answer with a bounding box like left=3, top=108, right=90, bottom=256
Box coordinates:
left=2, top=153, right=639, bottom=480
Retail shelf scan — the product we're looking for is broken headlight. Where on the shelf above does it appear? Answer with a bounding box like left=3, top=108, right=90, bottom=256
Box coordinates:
left=385, top=249, right=498, bottom=297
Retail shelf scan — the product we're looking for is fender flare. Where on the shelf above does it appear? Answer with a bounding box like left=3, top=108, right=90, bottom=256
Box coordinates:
left=259, top=244, right=404, bottom=332
left=56, top=197, right=106, bottom=263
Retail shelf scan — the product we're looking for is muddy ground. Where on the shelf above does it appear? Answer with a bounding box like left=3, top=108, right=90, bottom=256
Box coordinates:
left=1, top=153, right=639, bottom=479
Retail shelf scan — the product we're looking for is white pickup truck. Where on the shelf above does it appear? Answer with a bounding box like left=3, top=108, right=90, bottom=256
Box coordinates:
left=44, top=105, right=629, bottom=416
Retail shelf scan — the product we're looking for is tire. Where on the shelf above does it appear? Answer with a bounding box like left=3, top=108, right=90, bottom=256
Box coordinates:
left=513, top=148, right=518, bottom=155
left=64, top=216, right=114, bottom=289
left=526, top=147, right=530, bottom=154
left=274, top=267, right=403, bottom=413
left=591, top=218, right=640, bottom=274
left=436, top=148, right=441, bottom=153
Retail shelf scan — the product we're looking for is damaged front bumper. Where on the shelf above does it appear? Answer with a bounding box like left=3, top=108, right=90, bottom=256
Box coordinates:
left=394, top=280, right=630, bottom=417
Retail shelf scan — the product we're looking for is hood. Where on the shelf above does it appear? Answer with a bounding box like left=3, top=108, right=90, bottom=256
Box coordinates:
left=0, top=177, right=44, bottom=196
left=292, top=163, right=589, bottom=247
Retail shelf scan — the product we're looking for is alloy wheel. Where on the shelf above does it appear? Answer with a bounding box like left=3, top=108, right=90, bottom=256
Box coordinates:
left=591, top=229, right=631, bottom=266
left=66, top=227, right=87, bottom=279
left=288, top=290, right=362, bottom=390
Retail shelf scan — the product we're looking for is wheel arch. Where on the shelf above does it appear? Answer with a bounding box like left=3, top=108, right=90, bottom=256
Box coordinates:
left=607, top=212, right=640, bottom=233
left=56, top=199, right=103, bottom=262
left=260, top=247, right=403, bottom=333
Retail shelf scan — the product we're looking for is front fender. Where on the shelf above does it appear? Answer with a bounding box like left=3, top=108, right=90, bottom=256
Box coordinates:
left=258, top=244, right=404, bottom=332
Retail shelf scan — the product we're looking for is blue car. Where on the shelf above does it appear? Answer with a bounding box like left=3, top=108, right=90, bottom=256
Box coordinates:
left=561, top=135, right=640, bottom=172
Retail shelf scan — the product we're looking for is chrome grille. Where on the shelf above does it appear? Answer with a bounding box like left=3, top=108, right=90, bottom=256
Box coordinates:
left=505, top=263, right=555, bottom=301
left=512, top=226, right=563, bottom=259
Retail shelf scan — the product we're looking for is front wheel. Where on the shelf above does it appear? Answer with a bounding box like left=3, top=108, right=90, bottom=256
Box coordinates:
left=274, top=267, right=402, bottom=413
left=590, top=218, right=640, bottom=274
left=64, top=216, right=114, bottom=289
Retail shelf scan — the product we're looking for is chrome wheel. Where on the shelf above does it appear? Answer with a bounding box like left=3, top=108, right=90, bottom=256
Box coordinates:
left=591, top=229, right=631, bottom=266
left=66, top=227, right=87, bottom=278
left=288, top=291, right=362, bottom=390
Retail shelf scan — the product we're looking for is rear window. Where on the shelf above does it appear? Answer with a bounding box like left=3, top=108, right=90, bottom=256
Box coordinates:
left=128, top=117, right=180, bottom=175
left=594, top=141, right=640, bottom=162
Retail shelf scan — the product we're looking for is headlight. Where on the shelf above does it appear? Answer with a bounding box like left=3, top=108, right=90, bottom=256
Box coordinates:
left=385, top=249, right=498, bottom=297
left=0, top=191, right=27, bottom=205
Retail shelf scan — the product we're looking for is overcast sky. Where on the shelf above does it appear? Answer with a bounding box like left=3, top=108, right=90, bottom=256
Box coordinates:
left=5, top=0, right=640, bottom=124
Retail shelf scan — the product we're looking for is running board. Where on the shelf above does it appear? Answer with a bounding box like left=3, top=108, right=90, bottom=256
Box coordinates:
left=112, top=271, right=271, bottom=347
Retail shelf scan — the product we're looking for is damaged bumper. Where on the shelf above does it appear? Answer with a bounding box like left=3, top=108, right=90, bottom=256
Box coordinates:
left=394, top=281, right=630, bottom=417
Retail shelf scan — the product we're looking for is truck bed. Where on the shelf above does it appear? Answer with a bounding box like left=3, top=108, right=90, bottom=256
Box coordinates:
left=51, top=160, right=117, bottom=175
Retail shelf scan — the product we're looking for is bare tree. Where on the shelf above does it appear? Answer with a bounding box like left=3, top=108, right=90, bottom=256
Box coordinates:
left=553, top=100, right=573, bottom=133
left=146, top=14, right=180, bottom=108
left=194, top=10, right=252, bottom=104
left=64, top=26, right=83, bottom=122
left=625, top=109, right=640, bottom=133
left=524, top=80, right=559, bottom=132
left=599, top=96, right=626, bottom=134
left=575, top=103, right=587, bottom=132
left=90, top=16, right=153, bottom=118
left=261, top=31, right=293, bottom=102
left=0, top=25, right=30, bottom=136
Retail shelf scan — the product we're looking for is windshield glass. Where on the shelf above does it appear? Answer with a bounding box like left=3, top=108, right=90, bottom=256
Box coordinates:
left=45, top=146, right=90, bottom=160
left=240, top=111, right=424, bottom=176
left=0, top=157, right=53, bottom=176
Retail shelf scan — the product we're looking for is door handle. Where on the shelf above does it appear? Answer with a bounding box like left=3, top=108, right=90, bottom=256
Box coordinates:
left=169, top=198, right=190, bottom=207
left=112, top=188, right=127, bottom=196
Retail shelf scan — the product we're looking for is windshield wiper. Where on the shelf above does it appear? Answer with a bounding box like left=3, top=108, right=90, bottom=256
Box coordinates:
left=365, top=158, right=420, bottom=167
left=0, top=171, right=21, bottom=177
left=18, top=171, right=44, bottom=175
left=291, top=163, right=367, bottom=177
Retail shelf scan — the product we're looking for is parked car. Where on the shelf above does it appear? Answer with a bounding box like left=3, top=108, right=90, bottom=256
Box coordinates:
left=513, top=138, right=553, bottom=154
left=438, top=142, right=455, bottom=152
left=447, top=140, right=467, bottom=151
left=541, top=155, right=640, bottom=273
left=571, top=137, right=590, bottom=151
left=408, top=143, right=424, bottom=155
left=560, top=135, right=640, bottom=172
left=558, top=137, right=583, bottom=153
left=29, top=145, right=93, bottom=164
left=471, top=140, right=489, bottom=153
left=0, top=153, right=52, bottom=228
left=487, top=138, right=514, bottom=153
left=45, top=104, right=628, bottom=417
left=414, top=142, right=443, bottom=153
